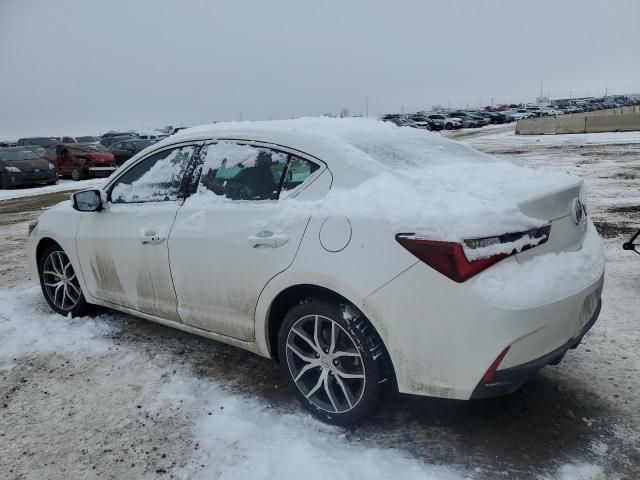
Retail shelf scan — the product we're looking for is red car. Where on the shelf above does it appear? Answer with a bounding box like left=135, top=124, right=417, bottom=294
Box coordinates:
left=44, top=143, right=118, bottom=180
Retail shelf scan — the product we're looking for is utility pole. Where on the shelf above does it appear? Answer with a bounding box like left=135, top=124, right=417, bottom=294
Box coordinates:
left=540, top=81, right=543, bottom=102
left=401, top=105, right=404, bottom=114
left=605, top=87, right=608, bottom=97
left=365, top=96, right=369, bottom=117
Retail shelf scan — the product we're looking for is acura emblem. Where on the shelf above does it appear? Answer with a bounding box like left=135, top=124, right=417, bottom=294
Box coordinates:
left=570, top=198, right=585, bottom=225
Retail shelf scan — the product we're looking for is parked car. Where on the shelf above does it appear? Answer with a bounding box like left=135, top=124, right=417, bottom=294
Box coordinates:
left=136, top=133, right=161, bottom=140
left=478, top=112, right=508, bottom=124
left=44, top=143, right=117, bottom=180
left=27, top=119, right=604, bottom=425
left=108, top=139, right=154, bottom=166
left=16, top=137, right=59, bottom=148
left=100, top=135, right=137, bottom=148
left=427, top=114, right=461, bottom=130
left=0, top=147, right=57, bottom=188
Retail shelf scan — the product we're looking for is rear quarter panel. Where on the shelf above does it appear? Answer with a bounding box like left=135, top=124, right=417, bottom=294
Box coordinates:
left=254, top=216, right=418, bottom=357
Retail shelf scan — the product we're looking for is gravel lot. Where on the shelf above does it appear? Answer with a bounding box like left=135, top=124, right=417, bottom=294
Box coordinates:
left=1, top=127, right=638, bottom=480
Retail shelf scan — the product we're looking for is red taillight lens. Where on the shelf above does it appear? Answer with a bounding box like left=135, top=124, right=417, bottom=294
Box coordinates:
left=395, top=235, right=507, bottom=283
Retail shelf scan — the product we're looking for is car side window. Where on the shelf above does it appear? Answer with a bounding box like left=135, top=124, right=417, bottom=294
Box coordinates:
left=196, top=142, right=318, bottom=201
left=110, top=145, right=195, bottom=203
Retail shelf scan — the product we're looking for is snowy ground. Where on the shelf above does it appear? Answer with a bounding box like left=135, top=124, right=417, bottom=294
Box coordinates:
left=1, top=126, right=638, bottom=479
left=0, top=178, right=104, bottom=201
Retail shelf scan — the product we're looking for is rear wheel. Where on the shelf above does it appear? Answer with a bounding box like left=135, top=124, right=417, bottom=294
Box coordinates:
left=445, top=123, right=453, bottom=130
left=278, top=299, right=391, bottom=426
left=38, top=245, right=89, bottom=316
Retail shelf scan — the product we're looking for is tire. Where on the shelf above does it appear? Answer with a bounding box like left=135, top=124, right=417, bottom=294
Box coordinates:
left=38, top=245, right=90, bottom=316
left=46, top=179, right=58, bottom=186
left=71, top=167, right=83, bottom=181
left=278, top=299, right=391, bottom=426
left=0, top=175, right=9, bottom=189
left=445, top=123, right=453, bottom=130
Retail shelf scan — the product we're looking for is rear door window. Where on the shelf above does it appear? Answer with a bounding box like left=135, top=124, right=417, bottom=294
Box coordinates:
left=195, top=142, right=318, bottom=201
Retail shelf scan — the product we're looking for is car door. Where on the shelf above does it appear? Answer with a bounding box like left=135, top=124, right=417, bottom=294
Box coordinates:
left=56, top=145, right=72, bottom=175
left=75, top=143, right=198, bottom=321
left=110, top=141, right=129, bottom=166
left=168, top=141, right=326, bottom=340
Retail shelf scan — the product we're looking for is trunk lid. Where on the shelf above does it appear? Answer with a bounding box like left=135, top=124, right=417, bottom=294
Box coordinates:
left=515, top=180, right=588, bottom=263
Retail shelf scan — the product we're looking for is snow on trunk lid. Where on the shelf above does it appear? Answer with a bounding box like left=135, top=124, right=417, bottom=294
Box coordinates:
left=515, top=182, right=588, bottom=263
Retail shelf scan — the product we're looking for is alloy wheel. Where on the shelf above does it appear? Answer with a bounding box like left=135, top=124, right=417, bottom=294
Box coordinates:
left=286, top=314, right=366, bottom=414
left=42, top=250, right=82, bottom=311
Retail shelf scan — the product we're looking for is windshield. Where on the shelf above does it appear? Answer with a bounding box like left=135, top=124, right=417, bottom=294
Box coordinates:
left=0, top=149, right=41, bottom=161
left=76, top=136, right=100, bottom=142
left=69, top=144, right=109, bottom=154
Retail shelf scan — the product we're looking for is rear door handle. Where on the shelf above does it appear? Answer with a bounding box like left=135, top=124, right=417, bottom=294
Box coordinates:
left=248, top=231, right=289, bottom=248
left=141, top=231, right=166, bottom=245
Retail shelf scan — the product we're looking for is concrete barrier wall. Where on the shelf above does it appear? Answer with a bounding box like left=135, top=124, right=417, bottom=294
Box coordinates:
left=586, top=113, right=640, bottom=133
left=516, top=107, right=640, bottom=135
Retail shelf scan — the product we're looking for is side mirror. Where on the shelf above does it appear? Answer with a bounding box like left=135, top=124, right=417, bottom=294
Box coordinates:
left=73, top=189, right=103, bottom=212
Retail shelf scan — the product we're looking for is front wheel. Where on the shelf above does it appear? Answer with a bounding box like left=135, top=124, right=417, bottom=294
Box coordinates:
left=278, top=299, right=391, bottom=426
left=71, top=167, right=84, bottom=181
left=445, top=123, right=453, bottom=130
left=38, top=245, right=90, bottom=316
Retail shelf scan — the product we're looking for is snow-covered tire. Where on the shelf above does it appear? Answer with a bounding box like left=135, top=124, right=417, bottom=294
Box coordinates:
left=445, top=123, right=453, bottom=130
left=38, top=244, right=90, bottom=317
left=278, top=299, right=391, bottom=426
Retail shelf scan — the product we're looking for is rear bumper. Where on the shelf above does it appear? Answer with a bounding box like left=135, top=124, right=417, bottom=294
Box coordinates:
left=470, top=296, right=602, bottom=399
left=361, top=221, right=605, bottom=400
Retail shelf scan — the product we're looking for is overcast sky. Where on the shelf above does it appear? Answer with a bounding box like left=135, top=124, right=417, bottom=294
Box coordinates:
left=1, top=0, right=639, bottom=138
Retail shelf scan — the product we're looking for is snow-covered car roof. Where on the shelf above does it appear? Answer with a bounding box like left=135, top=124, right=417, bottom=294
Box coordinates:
left=166, top=117, right=493, bottom=186
left=158, top=117, right=580, bottom=241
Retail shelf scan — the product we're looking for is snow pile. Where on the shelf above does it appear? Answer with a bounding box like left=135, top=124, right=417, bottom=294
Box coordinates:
left=155, top=374, right=466, bottom=480
left=174, top=117, right=579, bottom=241
left=541, top=463, right=605, bottom=480
left=0, top=285, right=117, bottom=364
left=472, top=221, right=605, bottom=307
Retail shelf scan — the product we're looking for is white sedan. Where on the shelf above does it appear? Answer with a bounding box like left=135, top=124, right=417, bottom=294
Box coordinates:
left=28, top=118, right=605, bottom=425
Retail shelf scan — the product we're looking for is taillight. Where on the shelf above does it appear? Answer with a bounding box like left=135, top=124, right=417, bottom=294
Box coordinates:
left=395, top=225, right=550, bottom=283
left=395, top=236, right=506, bottom=283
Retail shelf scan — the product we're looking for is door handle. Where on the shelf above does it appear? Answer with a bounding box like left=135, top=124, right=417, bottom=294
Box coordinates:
left=141, top=231, right=166, bottom=245
left=247, top=231, right=289, bottom=248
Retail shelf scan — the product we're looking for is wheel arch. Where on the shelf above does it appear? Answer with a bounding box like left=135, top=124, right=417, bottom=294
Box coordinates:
left=262, top=282, right=398, bottom=391
left=36, top=237, right=62, bottom=266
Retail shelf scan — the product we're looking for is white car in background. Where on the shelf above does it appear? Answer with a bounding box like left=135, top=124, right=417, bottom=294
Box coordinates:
left=27, top=118, right=605, bottom=425
left=427, top=114, right=462, bottom=130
